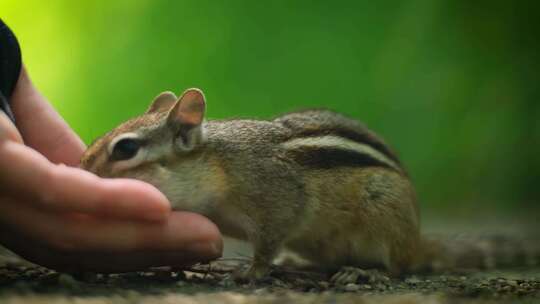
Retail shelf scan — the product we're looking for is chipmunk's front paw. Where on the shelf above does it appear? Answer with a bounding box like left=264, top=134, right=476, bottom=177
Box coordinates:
left=233, top=263, right=271, bottom=283
left=331, top=266, right=390, bottom=285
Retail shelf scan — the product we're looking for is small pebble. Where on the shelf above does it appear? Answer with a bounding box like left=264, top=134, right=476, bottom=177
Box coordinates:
left=361, top=284, right=372, bottom=290
left=58, top=273, right=79, bottom=289
left=405, top=276, right=421, bottom=284
left=318, top=281, right=329, bottom=289
left=40, top=272, right=60, bottom=284
left=344, top=283, right=360, bottom=292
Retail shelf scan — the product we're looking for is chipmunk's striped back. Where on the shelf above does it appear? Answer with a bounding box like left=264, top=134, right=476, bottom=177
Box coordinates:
left=275, top=110, right=404, bottom=174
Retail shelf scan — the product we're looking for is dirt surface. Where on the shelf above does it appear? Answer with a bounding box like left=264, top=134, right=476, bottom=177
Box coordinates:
left=0, top=251, right=539, bottom=304
left=2, top=217, right=539, bottom=303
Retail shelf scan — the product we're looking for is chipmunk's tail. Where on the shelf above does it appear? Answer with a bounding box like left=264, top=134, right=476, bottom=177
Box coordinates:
left=413, top=234, right=540, bottom=273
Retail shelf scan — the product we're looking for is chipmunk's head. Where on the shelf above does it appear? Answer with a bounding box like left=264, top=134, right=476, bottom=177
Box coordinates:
left=81, top=88, right=226, bottom=213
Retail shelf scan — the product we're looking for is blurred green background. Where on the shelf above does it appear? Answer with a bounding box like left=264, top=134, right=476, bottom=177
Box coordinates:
left=1, top=0, right=539, bottom=215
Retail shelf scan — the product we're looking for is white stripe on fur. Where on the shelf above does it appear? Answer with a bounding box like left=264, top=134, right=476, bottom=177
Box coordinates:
left=282, top=135, right=400, bottom=170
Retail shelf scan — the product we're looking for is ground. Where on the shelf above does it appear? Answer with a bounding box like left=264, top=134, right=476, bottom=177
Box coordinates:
left=1, top=216, right=539, bottom=304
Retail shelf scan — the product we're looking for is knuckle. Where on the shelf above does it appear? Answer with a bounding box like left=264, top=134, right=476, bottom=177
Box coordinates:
left=37, top=170, right=65, bottom=209
left=36, top=170, right=61, bottom=207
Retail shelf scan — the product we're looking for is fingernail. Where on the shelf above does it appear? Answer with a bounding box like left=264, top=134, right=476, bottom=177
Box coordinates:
left=144, top=210, right=168, bottom=221
left=189, top=241, right=223, bottom=259
left=142, top=199, right=171, bottom=222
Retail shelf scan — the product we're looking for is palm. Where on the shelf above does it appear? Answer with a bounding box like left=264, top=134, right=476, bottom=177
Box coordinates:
left=0, top=68, right=222, bottom=272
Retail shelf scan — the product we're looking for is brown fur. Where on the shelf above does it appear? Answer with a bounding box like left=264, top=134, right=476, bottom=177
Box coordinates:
left=80, top=89, right=420, bottom=279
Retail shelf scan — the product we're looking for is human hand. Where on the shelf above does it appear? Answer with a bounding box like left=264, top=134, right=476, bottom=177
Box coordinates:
left=0, top=67, right=222, bottom=273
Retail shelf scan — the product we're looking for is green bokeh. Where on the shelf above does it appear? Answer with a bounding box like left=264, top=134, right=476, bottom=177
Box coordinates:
left=2, top=0, right=539, bottom=213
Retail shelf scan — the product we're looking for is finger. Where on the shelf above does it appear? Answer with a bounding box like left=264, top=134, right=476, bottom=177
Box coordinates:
left=0, top=141, right=170, bottom=221
left=10, top=66, right=85, bottom=165
left=0, top=197, right=222, bottom=256
left=0, top=222, right=206, bottom=273
left=0, top=111, right=23, bottom=143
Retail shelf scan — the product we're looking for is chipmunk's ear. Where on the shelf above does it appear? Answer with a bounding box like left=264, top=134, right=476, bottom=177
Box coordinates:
left=167, top=88, right=206, bottom=151
left=146, top=91, right=177, bottom=114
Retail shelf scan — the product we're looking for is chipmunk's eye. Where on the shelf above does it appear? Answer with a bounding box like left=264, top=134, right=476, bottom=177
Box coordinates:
left=111, top=138, right=140, bottom=161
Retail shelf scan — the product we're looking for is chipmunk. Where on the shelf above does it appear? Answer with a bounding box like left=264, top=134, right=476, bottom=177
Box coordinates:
left=79, top=88, right=423, bottom=281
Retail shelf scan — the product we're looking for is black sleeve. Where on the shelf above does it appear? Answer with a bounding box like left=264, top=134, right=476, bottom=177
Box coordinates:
left=0, top=18, right=22, bottom=122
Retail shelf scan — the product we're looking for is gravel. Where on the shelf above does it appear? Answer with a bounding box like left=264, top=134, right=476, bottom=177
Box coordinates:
left=1, top=252, right=539, bottom=303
